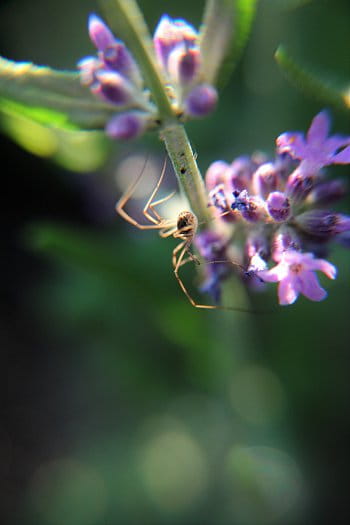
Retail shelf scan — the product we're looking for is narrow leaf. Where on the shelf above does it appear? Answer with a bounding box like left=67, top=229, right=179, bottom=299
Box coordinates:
left=200, top=0, right=258, bottom=87
left=0, top=56, right=119, bottom=129
left=275, top=45, right=350, bottom=112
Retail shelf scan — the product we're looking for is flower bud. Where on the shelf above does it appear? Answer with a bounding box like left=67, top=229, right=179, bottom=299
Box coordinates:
left=224, top=156, right=254, bottom=193
left=208, top=184, right=229, bottom=212
left=233, top=190, right=267, bottom=223
left=93, top=71, right=134, bottom=106
left=167, top=46, right=200, bottom=85
left=88, top=14, right=115, bottom=51
left=184, top=84, right=218, bottom=117
left=266, top=191, right=291, bottom=222
left=102, top=43, right=142, bottom=87
left=205, top=160, right=229, bottom=190
left=307, top=180, right=347, bottom=206
left=195, top=230, right=231, bottom=303
left=154, top=15, right=197, bottom=70
left=295, top=210, right=350, bottom=239
left=252, top=162, right=279, bottom=198
left=285, top=169, right=314, bottom=203
left=106, top=111, right=149, bottom=140
left=77, top=56, right=100, bottom=86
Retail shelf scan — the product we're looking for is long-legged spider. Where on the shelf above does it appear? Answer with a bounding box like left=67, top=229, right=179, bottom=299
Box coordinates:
left=116, top=160, right=250, bottom=311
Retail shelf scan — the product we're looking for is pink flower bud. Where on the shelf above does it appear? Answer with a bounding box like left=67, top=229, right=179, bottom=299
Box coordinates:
left=88, top=14, right=115, bottom=51
left=106, top=111, right=149, bottom=140
left=184, top=84, right=217, bottom=117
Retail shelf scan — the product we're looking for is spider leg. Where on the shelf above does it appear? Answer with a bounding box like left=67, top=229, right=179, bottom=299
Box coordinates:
left=116, top=159, right=171, bottom=230
left=173, top=243, right=219, bottom=309
left=173, top=243, right=254, bottom=312
left=142, top=158, right=169, bottom=224
left=160, top=226, right=178, bottom=238
left=147, top=191, right=176, bottom=222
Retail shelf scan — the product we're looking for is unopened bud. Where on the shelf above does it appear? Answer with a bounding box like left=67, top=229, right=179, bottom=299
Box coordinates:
left=252, top=162, right=279, bottom=198
left=184, top=84, right=217, bottom=117
left=295, top=210, right=350, bottom=239
left=168, top=46, right=200, bottom=85
left=89, top=14, right=115, bottom=51
left=93, top=71, right=134, bottom=106
left=102, top=43, right=142, bottom=87
left=205, top=160, right=229, bottom=190
left=154, top=15, right=197, bottom=70
left=106, top=111, right=149, bottom=141
left=307, top=180, right=347, bottom=206
left=285, top=169, right=314, bottom=203
left=267, top=191, right=291, bottom=222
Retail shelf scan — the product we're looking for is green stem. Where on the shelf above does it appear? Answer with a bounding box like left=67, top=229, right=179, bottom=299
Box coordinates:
left=99, top=0, right=210, bottom=225
left=100, top=0, right=173, bottom=118
left=160, top=123, right=211, bottom=224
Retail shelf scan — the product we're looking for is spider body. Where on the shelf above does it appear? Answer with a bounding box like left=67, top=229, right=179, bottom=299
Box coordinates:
left=116, top=160, right=251, bottom=312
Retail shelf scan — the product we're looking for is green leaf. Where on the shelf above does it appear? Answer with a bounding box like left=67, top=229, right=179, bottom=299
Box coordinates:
left=275, top=45, right=350, bottom=112
left=0, top=101, right=111, bottom=172
left=200, top=0, right=258, bottom=87
left=0, top=56, right=119, bottom=130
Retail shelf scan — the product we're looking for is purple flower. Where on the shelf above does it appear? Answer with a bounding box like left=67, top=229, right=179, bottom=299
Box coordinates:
left=266, top=191, right=291, bottom=222
left=153, top=15, right=197, bottom=71
left=259, top=250, right=336, bottom=305
left=194, top=230, right=232, bottom=303
left=252, top=162, right=279, bottom=198
left=105, top=111, right=150, bottom=140
left=294, top=210, right=350, bottom=239
left=205, top=160, right=229, bottom=190
left=88, top=14, right=115, bottom=51
left=307, top=180, right=347, bottom=206
left=184, top=84, right=218, bottom=117
left=276, top=110, right=350, bottom=175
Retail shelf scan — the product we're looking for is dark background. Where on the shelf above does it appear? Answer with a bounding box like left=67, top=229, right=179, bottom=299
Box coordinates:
left=1, top=1, right=350, bottom=524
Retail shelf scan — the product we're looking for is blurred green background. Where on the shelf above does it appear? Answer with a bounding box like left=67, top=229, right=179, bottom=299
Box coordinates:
left=1, top=1, right=350, bottom=524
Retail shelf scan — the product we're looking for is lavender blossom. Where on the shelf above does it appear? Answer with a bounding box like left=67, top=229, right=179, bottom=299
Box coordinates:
left=276, top=110, right=350, bottom=175
left=202, top=111, right=350, bottom=305
left=194, top=231, right=232, bottom=303
left=78, top=13, right=219, bottom=141
left=258, top=251, right=336, bottom=305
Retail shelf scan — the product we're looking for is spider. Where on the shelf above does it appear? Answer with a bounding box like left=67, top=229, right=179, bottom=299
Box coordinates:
left=116, top=159, right=251, bottom=311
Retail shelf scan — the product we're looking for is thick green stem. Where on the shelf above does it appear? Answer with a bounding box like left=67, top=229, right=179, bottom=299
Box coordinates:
left=160, top=123, right=211, bottom=224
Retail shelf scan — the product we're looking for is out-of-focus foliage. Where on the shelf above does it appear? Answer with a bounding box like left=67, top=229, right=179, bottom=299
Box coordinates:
left=0, top=57, right=114, bottom=170
left=200, top=0, right=258, bottom=86
left=0, top=57, right=118, bottom=129
left=275, top=45, right=350, bottom=112
left=1, top=1, right=350, bottom=525
left=0, top=105, right=111, bottom=171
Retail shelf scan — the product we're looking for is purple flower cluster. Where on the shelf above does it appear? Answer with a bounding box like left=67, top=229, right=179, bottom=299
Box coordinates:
left=78, top=14, right=218, bottom=140
left=197, top=111, right=350, bottom=305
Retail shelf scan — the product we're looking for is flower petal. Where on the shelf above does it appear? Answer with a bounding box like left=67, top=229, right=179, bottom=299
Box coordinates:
left=259, top=261, right=289, bottom=282
left=306, top=110, right=330, bottom=145
left=276, top=132, right=306, bottom=159
left=299, top=270, right=327, bottom=301
left=332, top=145, right=350, bottom=164
left=278, top=276, right=299, bottom=305
left=309, top=259, right=337, bottom=279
